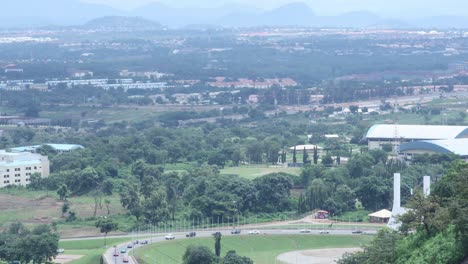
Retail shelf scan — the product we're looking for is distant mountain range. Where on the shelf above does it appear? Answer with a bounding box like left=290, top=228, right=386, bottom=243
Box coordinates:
left=1, top=0, right=468, bottom=29
left=84, top=16, right=162, bottom=30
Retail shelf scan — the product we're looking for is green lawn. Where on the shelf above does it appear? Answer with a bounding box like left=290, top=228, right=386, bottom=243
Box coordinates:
left=58, top=237, right=131, bottom=264
left=41, top=105, right=164, bottom=123
left=135, top=235, right=372, bottom=264
left=257, top=223, right=383, bottom=230
left=330, top=210, right=372, bottom=223
left=220, top=166, right=301, bottom=180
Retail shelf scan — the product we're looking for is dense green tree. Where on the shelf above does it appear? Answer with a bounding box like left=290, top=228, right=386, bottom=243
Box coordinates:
left=339, top=228, right=402, bottom=264
left=222, top=251, right=254, bottom=264
left=398, top=190, right=446, bottom=236
left=321, top=154, right=334, bottom=166
left=213, top=232, right=222, bottom=257
left=300, top=165, right=325, bottom=186
left=95, top=217, right=118, bottom=247
left=346, top=154, right=374, bottom=178
left=0, top=223, right=59, bottom=264
left=313, top=146, right=319, bottom=164
left=35, top=144, right=58, bottom=157
left=354, top=176, right=391, bottom=211
left=27, top=172, right=44, bottom=191
left=302, top=147, right=309, bottom=164
left=67, top=167, right=101, bottom=194
left=306, top=178, right=330, bottom=210
left=254, top=173, right=293, bottom=212
left=292, top=146, right=297, bottom=163
left=142, top=188, right=170, bottom=225
left=119, top=183, right=143, bottom=221
left=183, top=245, right=215, bottom=264
left=57, top=184, right=69, bottom=201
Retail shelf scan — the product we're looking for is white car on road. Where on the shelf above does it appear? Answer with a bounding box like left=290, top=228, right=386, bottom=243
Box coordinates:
left=319, top=230, right=330, bottom=234
left=248, top=230, right=260, bottom=235
left=299, top=229, right=311, bottom=233
left=165, top=234, right=175, bottom=240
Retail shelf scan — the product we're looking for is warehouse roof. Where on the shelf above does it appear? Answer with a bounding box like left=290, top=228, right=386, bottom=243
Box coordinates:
left=400, top=138, right=468, bottom=156
left=366, top=125, right=468, bottom=140
left=10, top=144, right=84, bottom=153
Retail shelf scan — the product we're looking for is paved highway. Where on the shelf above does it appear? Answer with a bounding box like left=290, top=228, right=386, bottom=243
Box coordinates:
left=103, top=228, right=377, bottom=264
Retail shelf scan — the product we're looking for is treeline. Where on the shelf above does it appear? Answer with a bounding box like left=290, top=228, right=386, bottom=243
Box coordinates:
left=339, top=162, right=468, bottom=264
left=0, top=222, right=59, bottom=264
left=297, top=150, right=452, bottom=215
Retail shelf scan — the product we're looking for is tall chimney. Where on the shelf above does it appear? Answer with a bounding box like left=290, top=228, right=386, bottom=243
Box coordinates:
left=423, top=176, right=430, bottom=196
left=393, top=173, right=401, bottom=211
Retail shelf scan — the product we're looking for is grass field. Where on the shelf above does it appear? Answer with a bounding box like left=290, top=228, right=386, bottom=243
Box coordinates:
left=257, top=223, right=383, bottom=230
left=0, top=188, right=127, bottom=236
left=220, top=166, right=301, bottom=180
left=58, top=237, right=130, bottom=264
left=330, top=210, right=371, bottom=223
left=135, top=235, right=372, bottom=264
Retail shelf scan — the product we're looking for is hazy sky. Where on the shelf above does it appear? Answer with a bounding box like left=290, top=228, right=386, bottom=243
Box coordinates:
left=83, top=0, right=468, bottom=17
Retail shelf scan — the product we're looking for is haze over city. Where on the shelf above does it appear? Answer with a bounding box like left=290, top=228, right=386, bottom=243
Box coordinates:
left=83, top=0, right=468, bottom=17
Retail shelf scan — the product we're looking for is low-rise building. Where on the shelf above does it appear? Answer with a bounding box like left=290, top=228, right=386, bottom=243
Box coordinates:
left=10, top=144, right=84, bottom=153
left=0, top=151, right=49, bottom=188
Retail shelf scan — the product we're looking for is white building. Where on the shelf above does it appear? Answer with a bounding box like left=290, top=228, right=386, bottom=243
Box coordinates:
left=400, top=138, right=468, bottom=161
left=0, top=151, right=50, bottom=188
left=366, top=124, right=468, bottom=151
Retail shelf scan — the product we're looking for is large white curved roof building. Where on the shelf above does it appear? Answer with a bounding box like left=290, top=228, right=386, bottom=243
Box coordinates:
left=365, top=124, right=468, bottom=151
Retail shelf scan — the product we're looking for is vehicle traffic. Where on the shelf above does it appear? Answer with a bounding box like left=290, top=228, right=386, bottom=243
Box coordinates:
left=186, top=231, right=197, bottom=237
left=165, top=234, right=175, bottom=240
left=231, top=229, right=241, bottom=234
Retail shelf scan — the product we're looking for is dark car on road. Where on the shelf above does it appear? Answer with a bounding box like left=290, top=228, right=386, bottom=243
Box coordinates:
left=231, top=229, right=241, bottom=234
left=352, top=230, right=364, bottom=234
left=186, top=231, right=197, bottom=237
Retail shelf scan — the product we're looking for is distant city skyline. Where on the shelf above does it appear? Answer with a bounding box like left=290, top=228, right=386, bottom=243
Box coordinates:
left=82, top=0, right=468, bottom=18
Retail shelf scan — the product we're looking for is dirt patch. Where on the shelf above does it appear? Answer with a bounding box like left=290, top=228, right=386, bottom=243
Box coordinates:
left=0, top=193, right=63, bottom=225
left=54, top=254, right=83, bottom=264
left=276, top=248, right=361, bottom=264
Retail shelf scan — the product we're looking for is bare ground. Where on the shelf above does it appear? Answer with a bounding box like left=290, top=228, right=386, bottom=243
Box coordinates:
left=53, top=254, right=83, bottom=264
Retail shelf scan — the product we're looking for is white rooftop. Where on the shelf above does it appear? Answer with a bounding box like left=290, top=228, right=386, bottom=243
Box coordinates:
left=10, top=144, right=84, bottom=152
left=289, top=144, right=323, bottom=151
left=368, top=209, right=392, bottom=219
left=0, top=150, right=46, bottom=166
left=366, top=124, right=468, bottom=140
left=400, top=138, right=468, bottom=156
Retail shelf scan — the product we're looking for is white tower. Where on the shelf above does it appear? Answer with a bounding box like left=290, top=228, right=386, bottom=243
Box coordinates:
left=392, top=173, right=401, bottom=211
left=387, top=173, right=406, bottom=229
left=423, top=176, right=431, bottom=196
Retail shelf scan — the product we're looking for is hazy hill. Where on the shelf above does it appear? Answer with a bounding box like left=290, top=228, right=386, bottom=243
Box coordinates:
left=84, top=16, right=162, bottom=30
left=132, top=2, right=262, bottom=27
left=0, top=0, right=121, bottom=27
left=0, top=0, right=466, bottom=29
